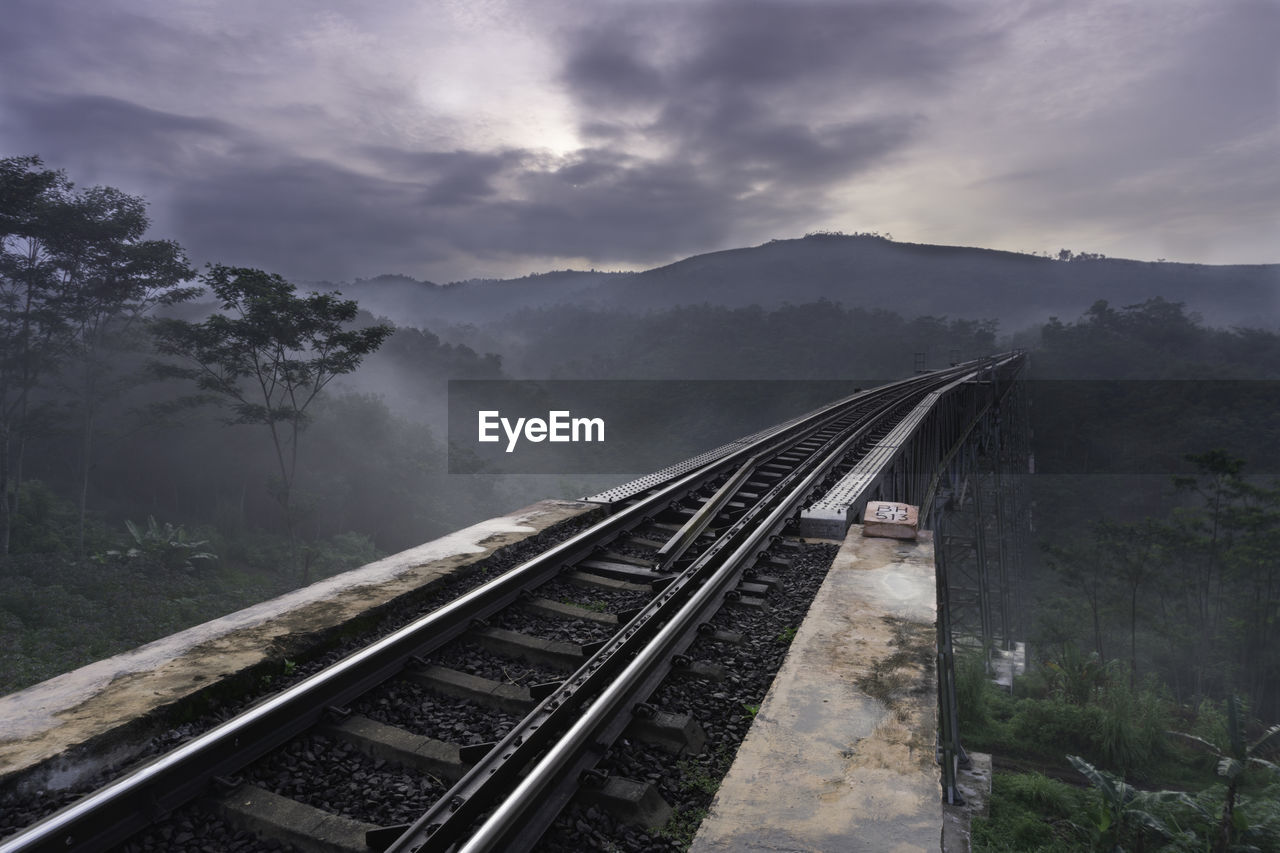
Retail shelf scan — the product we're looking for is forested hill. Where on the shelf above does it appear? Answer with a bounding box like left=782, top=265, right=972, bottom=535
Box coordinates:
left=320, top=234, right=1278, bottom=331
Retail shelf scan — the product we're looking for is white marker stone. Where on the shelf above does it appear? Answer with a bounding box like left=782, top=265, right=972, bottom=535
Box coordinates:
left=862, top=501, right=919, bottom=539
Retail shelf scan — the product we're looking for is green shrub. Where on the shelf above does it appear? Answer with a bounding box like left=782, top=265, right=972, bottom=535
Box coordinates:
left=956, top=650, right=992, bottom=730
left=1096, top=675, right=1170, bottom=778
left=1013, top=665, right=1053, bottom=700
left=9, top=480, right=75, bottom=554
left=999, top=772, right=1082, bottom=820
left=1010, top=698, right=1106, bottom=763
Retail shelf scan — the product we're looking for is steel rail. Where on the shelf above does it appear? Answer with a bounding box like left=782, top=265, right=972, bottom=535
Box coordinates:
left=653, top=447, right=763, bottom=567
left=380, top=365, right=981, bottom=852
left=0, top=369, right=963, bottom=853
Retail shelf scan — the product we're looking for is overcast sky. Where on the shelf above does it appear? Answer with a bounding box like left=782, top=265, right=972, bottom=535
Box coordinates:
left=2, top=0, right=1276, bottom=283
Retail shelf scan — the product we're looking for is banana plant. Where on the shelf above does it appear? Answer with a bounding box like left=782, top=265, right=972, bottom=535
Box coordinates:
left=120, top=516, right=217, bottom=570
left=1169, top=695, right=1280, bottom=853
left=1066, top=754, right=1198, bottom=852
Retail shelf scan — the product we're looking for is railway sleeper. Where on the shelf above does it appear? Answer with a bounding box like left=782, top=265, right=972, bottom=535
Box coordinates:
left=465, top=625, right=590, bottom=671
left=669, top=659, right=729, bottom=682
left=625, top=534, right=668, bottom=549
left=211, top=781, right=377, bottom=853
left=522, top=596, right=619, bottom=625
left=577, top=558, right=674, bottom=584
left=725, top=593, right=770, bottom=611
left=363, top=775, right=673, bottom=852
left=404, top=665, right=534, bottom=714
left=671, top=506, right=735, bottom=525
left=323, top=714, right=466, bottom=782
left=698, top=626, right=745, bottom=645
left=623, top=709, right=707, bottom=756
left=563, top=569, right=652, bottom=593
left=735, top=580, right=771, bottom=598
left=643, top=520, right=717, bottom=539
left=741, top=572, right=783, bottom=592
left=755, top=552, right=794, bottom=570
left=597, top=549, right=658, bottom=568
left=690, top=496, right=749, bottom=510
left=576, top=775, right=673, bottom=832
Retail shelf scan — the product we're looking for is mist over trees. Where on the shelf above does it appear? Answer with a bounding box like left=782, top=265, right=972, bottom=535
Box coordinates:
left=1024, top=299, right=1280, bottom=722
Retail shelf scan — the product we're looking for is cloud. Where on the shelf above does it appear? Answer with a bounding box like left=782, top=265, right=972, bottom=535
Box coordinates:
left=942, top=0, right=1280, bottom=262
left=549, top=1, right=991, bottom=245
left=0, top=0, right=1273, bottom=282
left=1, top=94, right=243, bottom=178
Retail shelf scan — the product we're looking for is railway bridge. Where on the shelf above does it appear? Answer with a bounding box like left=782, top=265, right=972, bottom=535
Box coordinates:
left=1, top=353, right=1030, bottom=853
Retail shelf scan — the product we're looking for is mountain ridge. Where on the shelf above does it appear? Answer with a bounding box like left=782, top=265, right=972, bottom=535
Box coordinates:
left=319, top=235, right=1278, bottom=332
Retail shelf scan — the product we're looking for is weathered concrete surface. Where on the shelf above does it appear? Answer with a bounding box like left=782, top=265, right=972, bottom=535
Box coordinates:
left=690, top=527, right=940, bottom=853
left=0, top=499, right=596, bottom=793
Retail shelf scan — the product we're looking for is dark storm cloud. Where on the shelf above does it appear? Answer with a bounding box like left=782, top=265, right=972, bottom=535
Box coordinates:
left=171, top=159, right=439, bottom=280
left=564, top=43, right=667, bottom=111
left=1, top=94, right=243, bottom=176
left=676, top=1, right=978, bottom=90
left=546, top=0, right=991, bottom=254
left=491, top=153, right=740, bottom=259
left=363, top=147, right=526, bottom=206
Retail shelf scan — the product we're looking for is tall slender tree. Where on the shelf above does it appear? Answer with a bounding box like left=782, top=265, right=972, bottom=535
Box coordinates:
left=0, top=156, right=78, bottom=553
left=152, top=265, right=392, bottom=579
left=59, top=185, right=196, bottom=555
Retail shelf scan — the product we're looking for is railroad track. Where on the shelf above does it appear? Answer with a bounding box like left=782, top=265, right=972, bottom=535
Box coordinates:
left=1, top=359, right=1001, bottom=853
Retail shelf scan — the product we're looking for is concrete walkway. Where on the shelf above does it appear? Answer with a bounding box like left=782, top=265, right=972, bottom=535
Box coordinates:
left=691, top=527, right=943, bottom=853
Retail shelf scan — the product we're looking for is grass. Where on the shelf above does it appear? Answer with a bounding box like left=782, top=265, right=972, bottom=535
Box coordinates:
left=971, top=772, right=1088, bottom=852
left=658, top=746, right=738, bottom=849
left=659, top=805, right=709, bottom=849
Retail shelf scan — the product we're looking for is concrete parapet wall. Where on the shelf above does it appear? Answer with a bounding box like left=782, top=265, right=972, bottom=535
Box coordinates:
left=691, top=527, right=941, bottom=852
left=0, top=499, right=598, bottom=795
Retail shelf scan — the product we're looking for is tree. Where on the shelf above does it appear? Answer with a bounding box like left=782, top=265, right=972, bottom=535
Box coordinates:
left=57, top=185, right=197, bottom=556
left=152, top=265, right=392, bottom=579
left=1094, top=519, right=1166, bottom=687
left=0, top=156, right=197, bottom=556
left=0, top=156, right=81, bottom=553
